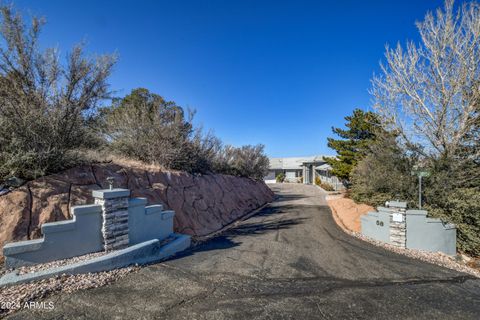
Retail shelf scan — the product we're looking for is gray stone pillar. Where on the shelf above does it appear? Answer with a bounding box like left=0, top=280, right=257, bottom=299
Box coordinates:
left=92, top=189, right=131, bottom=251
left=387, top=201, right=407, bottom=248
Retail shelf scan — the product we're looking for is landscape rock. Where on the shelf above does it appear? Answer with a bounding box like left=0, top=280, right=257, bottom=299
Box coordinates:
left=28, top=177, right=70, bottom=238
left=0, top=187, right=31, bottom=247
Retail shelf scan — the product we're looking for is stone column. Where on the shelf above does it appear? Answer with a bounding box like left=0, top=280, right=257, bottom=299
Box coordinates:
left=92, top=189, right=131, bottom=251
left=387, top=201, right=407, bottom=248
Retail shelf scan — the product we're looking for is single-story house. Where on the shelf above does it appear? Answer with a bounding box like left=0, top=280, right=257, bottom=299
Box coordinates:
left=264, top=155, right=345, bottom=190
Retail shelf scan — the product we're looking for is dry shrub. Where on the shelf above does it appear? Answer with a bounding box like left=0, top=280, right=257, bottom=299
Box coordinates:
left=0, top=5, right=115, bottom=182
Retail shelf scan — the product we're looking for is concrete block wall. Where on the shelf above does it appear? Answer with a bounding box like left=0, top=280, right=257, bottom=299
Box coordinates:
left=3, top=204, right=103, bottom=268
left=360, top=210, right=390, bottom=243
left=128, top=198, right=176, bottom=245
left=406, top=210, right=456, bottom=256
left=360, top=201, right=457, bottom=255
left=3, top=189, right=178, bottom=268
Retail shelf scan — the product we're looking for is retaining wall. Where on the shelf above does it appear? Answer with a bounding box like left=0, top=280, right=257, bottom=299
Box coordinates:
left=0, top=163, right=274, bottom=257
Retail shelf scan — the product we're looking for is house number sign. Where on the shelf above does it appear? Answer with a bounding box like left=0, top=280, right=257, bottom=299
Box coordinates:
left=392, top=213, right=403, bottom=222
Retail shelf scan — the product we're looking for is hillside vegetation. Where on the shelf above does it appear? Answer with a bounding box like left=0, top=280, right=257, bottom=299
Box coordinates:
left=0, top=5, right=268, bottom=186
left=328, top=1, right=480, bottom=256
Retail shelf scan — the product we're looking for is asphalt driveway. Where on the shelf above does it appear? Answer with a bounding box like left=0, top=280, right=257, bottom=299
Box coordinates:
left=8, top=183, right=480, bottom=319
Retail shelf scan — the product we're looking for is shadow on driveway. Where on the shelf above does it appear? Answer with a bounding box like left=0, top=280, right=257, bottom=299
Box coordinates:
left=173, top=203, right=309, bottom=259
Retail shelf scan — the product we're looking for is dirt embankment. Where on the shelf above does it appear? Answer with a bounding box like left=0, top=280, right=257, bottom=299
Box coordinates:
left=327, top=195, right=374, bottom=232
left=0, top=163, right=274, bottom=256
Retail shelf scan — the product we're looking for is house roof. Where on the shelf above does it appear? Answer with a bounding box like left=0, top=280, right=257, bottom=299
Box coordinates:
left=269, top=156, right=331, bottom=170
left=315, top=163, right=331, bottom=170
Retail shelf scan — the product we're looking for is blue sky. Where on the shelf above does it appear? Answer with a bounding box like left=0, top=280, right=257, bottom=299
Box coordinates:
left=13, top=0, right=444, bottom=157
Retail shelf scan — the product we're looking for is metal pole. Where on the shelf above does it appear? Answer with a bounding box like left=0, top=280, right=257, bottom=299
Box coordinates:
left=419, top=175, right=422, bottom=209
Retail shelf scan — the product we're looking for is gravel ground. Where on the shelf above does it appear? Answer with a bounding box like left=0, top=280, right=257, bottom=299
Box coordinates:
left=0, top=266, right=139, bottom=316
left=353, top=230, right=480, bottom=277
left=329, top=201, right=480, bottom=278
left=15, top=251, right=107, bottom=276
left=0, top=235, right=179, bottom=317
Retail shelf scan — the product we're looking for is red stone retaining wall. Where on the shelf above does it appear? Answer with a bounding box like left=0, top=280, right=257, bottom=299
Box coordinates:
left=0, top=163, right=274, bottom=256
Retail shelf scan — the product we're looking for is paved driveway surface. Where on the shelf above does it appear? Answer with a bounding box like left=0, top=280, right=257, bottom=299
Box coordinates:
left=8, top=184, right=480, bottom=319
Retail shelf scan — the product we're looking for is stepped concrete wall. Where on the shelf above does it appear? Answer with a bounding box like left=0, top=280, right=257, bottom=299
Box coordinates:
left=361, top=202, right=456, bottom=255
left=3, top=188, right=182, bottom=268
left=3, top=204, right=103, bottom=268
left=406, top=210, right=456, bottom=256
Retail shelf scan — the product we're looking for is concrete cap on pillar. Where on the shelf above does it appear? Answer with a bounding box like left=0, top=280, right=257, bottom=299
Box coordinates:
left=92, top=188, right=130, bottom=199
left=385, top=200, right=407, bottom=209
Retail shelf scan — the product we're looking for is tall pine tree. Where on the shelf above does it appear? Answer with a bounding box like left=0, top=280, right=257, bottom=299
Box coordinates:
left=325, top=109, right=383, bottom=182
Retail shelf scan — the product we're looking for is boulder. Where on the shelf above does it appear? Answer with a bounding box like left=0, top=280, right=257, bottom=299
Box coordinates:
left=0, top=187, right=31, bottom=247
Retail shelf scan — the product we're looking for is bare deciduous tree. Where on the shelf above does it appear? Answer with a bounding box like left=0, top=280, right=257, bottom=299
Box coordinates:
left=371, top=0, right=480, bottom=160
left=367, top=1, right=480, bottom=255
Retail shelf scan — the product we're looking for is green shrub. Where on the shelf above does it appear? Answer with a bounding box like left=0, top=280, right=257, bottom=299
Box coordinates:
left=314, top=176, right=321, bottom=186
left=426, top=188, right=480, bottom=256
left=422, top=158, right=480, bottom=256
left=276, top=172, right=285, bottom=183
left=349, top=133, right=417, bottom=207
